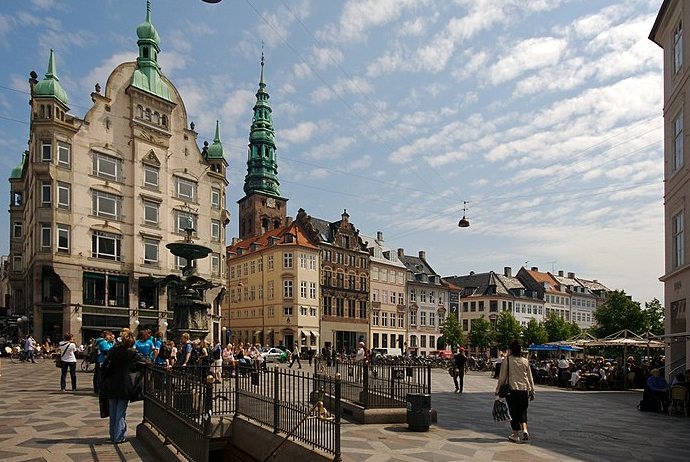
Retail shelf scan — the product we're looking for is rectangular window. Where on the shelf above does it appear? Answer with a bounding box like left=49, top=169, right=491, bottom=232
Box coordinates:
left=309, top=282, right=317, bottom=299
left=57, top=182, right=70, bottom=209
left=144, top=238, right=159, bottom=264
left=283, top=280, right=293, bottom=299
left=41, top=181, right=51, bottom=207
left=13, top=222, right=22, bottom=238
left=420, top=311, right=427, bottom=326
left=382, top=312, right=388, bottom=327
left=143, top=200, right=159, bottom=226
left=41, top=140, right=52, bottom=162
left=93, top=190, right=121, bottom=220
left=283, top=306, right=293, bottom=316
left=283, top=252, right=293, bottom=269
left=300, top=281, right=307, bottom=298
left=41, top=223, right=51, bottom=251
left=268, top=281, right=274, bottom=300
left=429, top=312, right=435, bottom=326
left=674, top=211, right=684, bottom=267
left=93, top=152, right=122, bottom=181
left=211, top=188, right=221, bottom=209
left=144, top=165, right=159, bottom=189
left=211, top=220, right=221, bottom=242
left=268, top=255, right=274, bottom=270
left=175, top=211, right=197, bottom=233
left=300, top=253, right=307, bottom=269
left=92, top=231, right=121, bottom=261
left=211, top=253, right=220, bottom=276
left=323, top=296, right=332, bottom=316
left=410, top=312, right=417, bottom=326
left=57, top=142, right=70, bottom=167
left=421, top=335, right=426, bottom=348
left=372, top=311, right=379, bottom=326
left=57, top=224, right=70, bottom=253
left=309, top=254, right=316, bottom=270
left=175, top=177, right=197, bottom=201
left=12, top=255, right=22, bottom=271
left=675, top=20, right=683, bottom=74
left=372, top=266, right=379, bottom=280
left=674, top=111, right=684, bottom=172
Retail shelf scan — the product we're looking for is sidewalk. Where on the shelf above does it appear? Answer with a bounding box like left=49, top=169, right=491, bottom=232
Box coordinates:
left=1, top=358, right=689, bottom=461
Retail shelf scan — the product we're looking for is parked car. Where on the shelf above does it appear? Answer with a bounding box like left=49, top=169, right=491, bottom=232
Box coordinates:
left=261, top=347, right=288, bottom=363
left=429, top=350, right=454, bottom=359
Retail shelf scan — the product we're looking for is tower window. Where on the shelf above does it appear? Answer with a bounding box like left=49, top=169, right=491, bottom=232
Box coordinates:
left=143, top=47, right=149, bottom=59
left=41, top=140, right=52, bottom=162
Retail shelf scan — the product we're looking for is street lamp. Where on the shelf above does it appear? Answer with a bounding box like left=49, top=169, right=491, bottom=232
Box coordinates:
left=458, top=201, right=470, bottom=228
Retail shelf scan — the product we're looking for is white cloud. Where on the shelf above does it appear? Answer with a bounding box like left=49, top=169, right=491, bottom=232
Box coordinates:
left=305, top=136, right=356, bottom=160
left=256, top=0, right=311, bottom=48
left=280, top=121, right=319, bottom=144
left=311, top=46, right=344, bottom=70
left=31, top=0, right=56, bottom=10
left=489, top=37, right=568, bottom=85
left=80, top=51, right=137, bottom=93
left=310, top=76, right=373, bottom=104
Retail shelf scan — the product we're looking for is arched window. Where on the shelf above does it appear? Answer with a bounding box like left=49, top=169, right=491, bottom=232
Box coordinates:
left=145, top=108, right=151, bottom=121
left=261, top=218, right=269, bottom=234
left=40, top=105, right=45, bottom=118
left=137, top=105, right=143, bottom=118
left=153, top=112, right=160, bottom=124
left=161, top=114, right=168, bottom=127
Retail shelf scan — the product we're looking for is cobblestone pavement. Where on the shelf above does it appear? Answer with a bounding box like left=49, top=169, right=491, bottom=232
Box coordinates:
left=1, top=358, right=689, bottom=461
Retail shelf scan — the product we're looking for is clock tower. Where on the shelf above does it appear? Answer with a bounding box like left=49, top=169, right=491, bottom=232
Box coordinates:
left=237, top=55, right=287, bottom=239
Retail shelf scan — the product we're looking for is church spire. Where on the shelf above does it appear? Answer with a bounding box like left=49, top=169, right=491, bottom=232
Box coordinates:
left=243, top=54, right=280, bottom=197
left=33, top=49, right=69, bottom=106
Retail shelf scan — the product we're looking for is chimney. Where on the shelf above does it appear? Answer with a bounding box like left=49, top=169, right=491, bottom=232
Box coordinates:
left=504, top=267, right=512, bottom=277
left=285, top=216, right=293, bottom=225
left=568, top=272, right=575, bottom=279
left=419, top=250, right=426, bottom=260
left=558, top=270, right=564, bottom=277
left=469, top=271, right=475, bottom=276
left=397, top=248, right=405, bottom=259
left=531, top=266, right=538, bottom=272
left=376, top=231, right=384, bottom=242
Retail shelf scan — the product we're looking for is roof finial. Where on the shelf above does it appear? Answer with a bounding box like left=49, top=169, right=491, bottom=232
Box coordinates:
left=214, top=120, right=221, bottom=142
left=146, top=0, right=152, bottom=23
left=260, top=41, right=265, bottom=85
left=46, top=49, right=58, bottom=80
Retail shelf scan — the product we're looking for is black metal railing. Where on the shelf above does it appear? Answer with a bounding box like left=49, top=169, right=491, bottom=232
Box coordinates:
left=314, top=359, right=431, bottom=408
left=143, top=363, right=342, bottom=462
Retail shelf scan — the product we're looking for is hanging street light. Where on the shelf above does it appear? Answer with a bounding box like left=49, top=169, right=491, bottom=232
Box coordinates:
left=458, top=201, right=470, bottom=228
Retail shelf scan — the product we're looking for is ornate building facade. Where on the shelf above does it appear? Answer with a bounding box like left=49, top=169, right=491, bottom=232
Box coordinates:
left=7, top=2, right=227, bottom=344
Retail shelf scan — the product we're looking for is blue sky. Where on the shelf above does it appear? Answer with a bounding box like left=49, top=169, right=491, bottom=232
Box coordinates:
left=0, top=0, right=664, bottom=304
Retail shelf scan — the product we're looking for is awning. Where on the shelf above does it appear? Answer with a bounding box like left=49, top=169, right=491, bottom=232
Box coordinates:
left=310, top=331, right=319, bottom=337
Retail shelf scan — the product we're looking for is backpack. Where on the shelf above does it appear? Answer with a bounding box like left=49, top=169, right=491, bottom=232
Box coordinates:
left=212, top=345, right=221, bottom=360
left=158, top=341, right=171, bottom=360
left=637, top=398, right=662, bottom=413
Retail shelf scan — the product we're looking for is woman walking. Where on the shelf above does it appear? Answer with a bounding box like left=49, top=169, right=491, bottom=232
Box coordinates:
left=495, top=340, right=535, bottom=443
left=58, top=333, right=78, bottom=391
left=101, top=331, right=145, bottom=444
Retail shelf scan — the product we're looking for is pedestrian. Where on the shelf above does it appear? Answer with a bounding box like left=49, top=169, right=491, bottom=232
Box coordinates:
left=453, top=347, right=468, bottom=393
left=212, top=341, right=223, bottom=382
left=134, top=329, right=155, bottom=360
left=93, top=330, right=114, bottom=393
left=495, top=340, right=535, bottom=443
left=100, top=331, right=146, bottom=444
left=58, top=333, right=78, bottom=392
left=288, top=344, right=302, bottom=369
left=308, top=348, right=315, bottom=366
left=23, top=333, right=37, bottom=363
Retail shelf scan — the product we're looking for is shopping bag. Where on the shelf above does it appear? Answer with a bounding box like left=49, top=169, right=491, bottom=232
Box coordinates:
left=492, top=399, right=511, bottom=422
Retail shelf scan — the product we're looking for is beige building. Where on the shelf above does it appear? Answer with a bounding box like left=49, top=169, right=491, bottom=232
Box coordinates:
left=361, top=232, right=406, bottom=352
left=226, top=222, right=320, bottom=352
left=651, top=0, right=690, bottom=377
left=7, top=4, right=227, bottom=344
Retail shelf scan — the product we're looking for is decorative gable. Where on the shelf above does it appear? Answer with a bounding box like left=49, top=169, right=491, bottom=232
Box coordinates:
left=143, top=149, right=161, bottom=166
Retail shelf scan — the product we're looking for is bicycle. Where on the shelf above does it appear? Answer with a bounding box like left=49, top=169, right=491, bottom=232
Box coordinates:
left=10, top=349, right=46, bottom=364
left=80, top=356, right=96, bottom=372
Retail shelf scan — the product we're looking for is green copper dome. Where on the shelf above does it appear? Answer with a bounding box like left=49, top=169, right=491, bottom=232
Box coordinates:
left=33, top=49, right=68, bottom=106
left=136, top=1, right=160, bottom=46
left=206, top=120, right=226, bottom=160
left=10, top=153, right=26, bottom=180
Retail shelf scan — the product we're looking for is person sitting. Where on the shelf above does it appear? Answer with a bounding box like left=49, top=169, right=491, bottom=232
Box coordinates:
left=645, top=368, right=670, bottom=413
left=570, top=369, right=582, bottom=388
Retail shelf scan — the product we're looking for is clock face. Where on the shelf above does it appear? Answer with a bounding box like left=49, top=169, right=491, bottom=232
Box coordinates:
left=266, top=197, right=276, bottom=208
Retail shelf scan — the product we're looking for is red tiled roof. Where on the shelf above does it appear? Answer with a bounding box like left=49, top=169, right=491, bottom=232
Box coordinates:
left=226, top=221, right=318, bottom=254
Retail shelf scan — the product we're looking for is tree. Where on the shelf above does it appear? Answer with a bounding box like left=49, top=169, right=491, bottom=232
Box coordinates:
left=468, top=315, right=494, bottom=354
left=494, top=311, right=522, bottom=350
left=522, top=318, right=549, bottom=346
left=440, top=313, right=465, bottom=349
left=592, top=290, right=645, bottom=338
left=543, top=312, right=571, bottom=342
left=643, top=298, right=664, bottom=335
left=567, top=321, right=581, bottom=338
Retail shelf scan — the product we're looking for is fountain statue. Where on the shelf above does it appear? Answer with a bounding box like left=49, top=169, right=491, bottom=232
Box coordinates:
left=154, top=226, right=218, bottom=343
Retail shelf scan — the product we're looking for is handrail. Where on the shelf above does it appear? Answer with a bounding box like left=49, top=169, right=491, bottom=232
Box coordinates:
left=668, top=357, right=687, bottom=378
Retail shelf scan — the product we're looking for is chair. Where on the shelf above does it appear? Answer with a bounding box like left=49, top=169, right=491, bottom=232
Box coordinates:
left=669, top=385, right=689, bottom=416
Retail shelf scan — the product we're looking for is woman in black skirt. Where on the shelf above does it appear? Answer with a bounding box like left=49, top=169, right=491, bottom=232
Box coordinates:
left=495, top=340, right=535, bottom=443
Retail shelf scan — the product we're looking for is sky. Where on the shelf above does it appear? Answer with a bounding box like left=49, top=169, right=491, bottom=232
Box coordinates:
left=0, top=0, right=665, bottom=305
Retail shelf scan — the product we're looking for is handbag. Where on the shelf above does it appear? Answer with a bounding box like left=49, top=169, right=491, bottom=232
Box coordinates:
left=497, top=357, right=511, bottom=398
left=126, top=371, right=144, bottom=402
left=493, top=399, right=511, bottom=421
left=99, top=397, right=110, bottom=418
left=55, top=343, right=70, bottom=368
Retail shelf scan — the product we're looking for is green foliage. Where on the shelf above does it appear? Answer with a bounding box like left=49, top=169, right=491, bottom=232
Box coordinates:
left=468, top=315, right=494, bottom=352
left=592, top=290, right=645, bottom=338
left=440, top=313, right=465, bottom=349
left=494, top=311, right=522, bottom=350
left=643, top=298, right=664, bottom=335
left=568, top=321, right=581, bottom=338
left=543, top=312, right=571, bottom=342
left=522, top=318, right=549, bottom=346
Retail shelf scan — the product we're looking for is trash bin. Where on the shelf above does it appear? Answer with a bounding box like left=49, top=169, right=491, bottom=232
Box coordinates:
left=406, top=393, right=431, bottom=431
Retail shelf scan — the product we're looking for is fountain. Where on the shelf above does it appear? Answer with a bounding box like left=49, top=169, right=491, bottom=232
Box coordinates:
left=155, top=226, right=218, bottom=343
